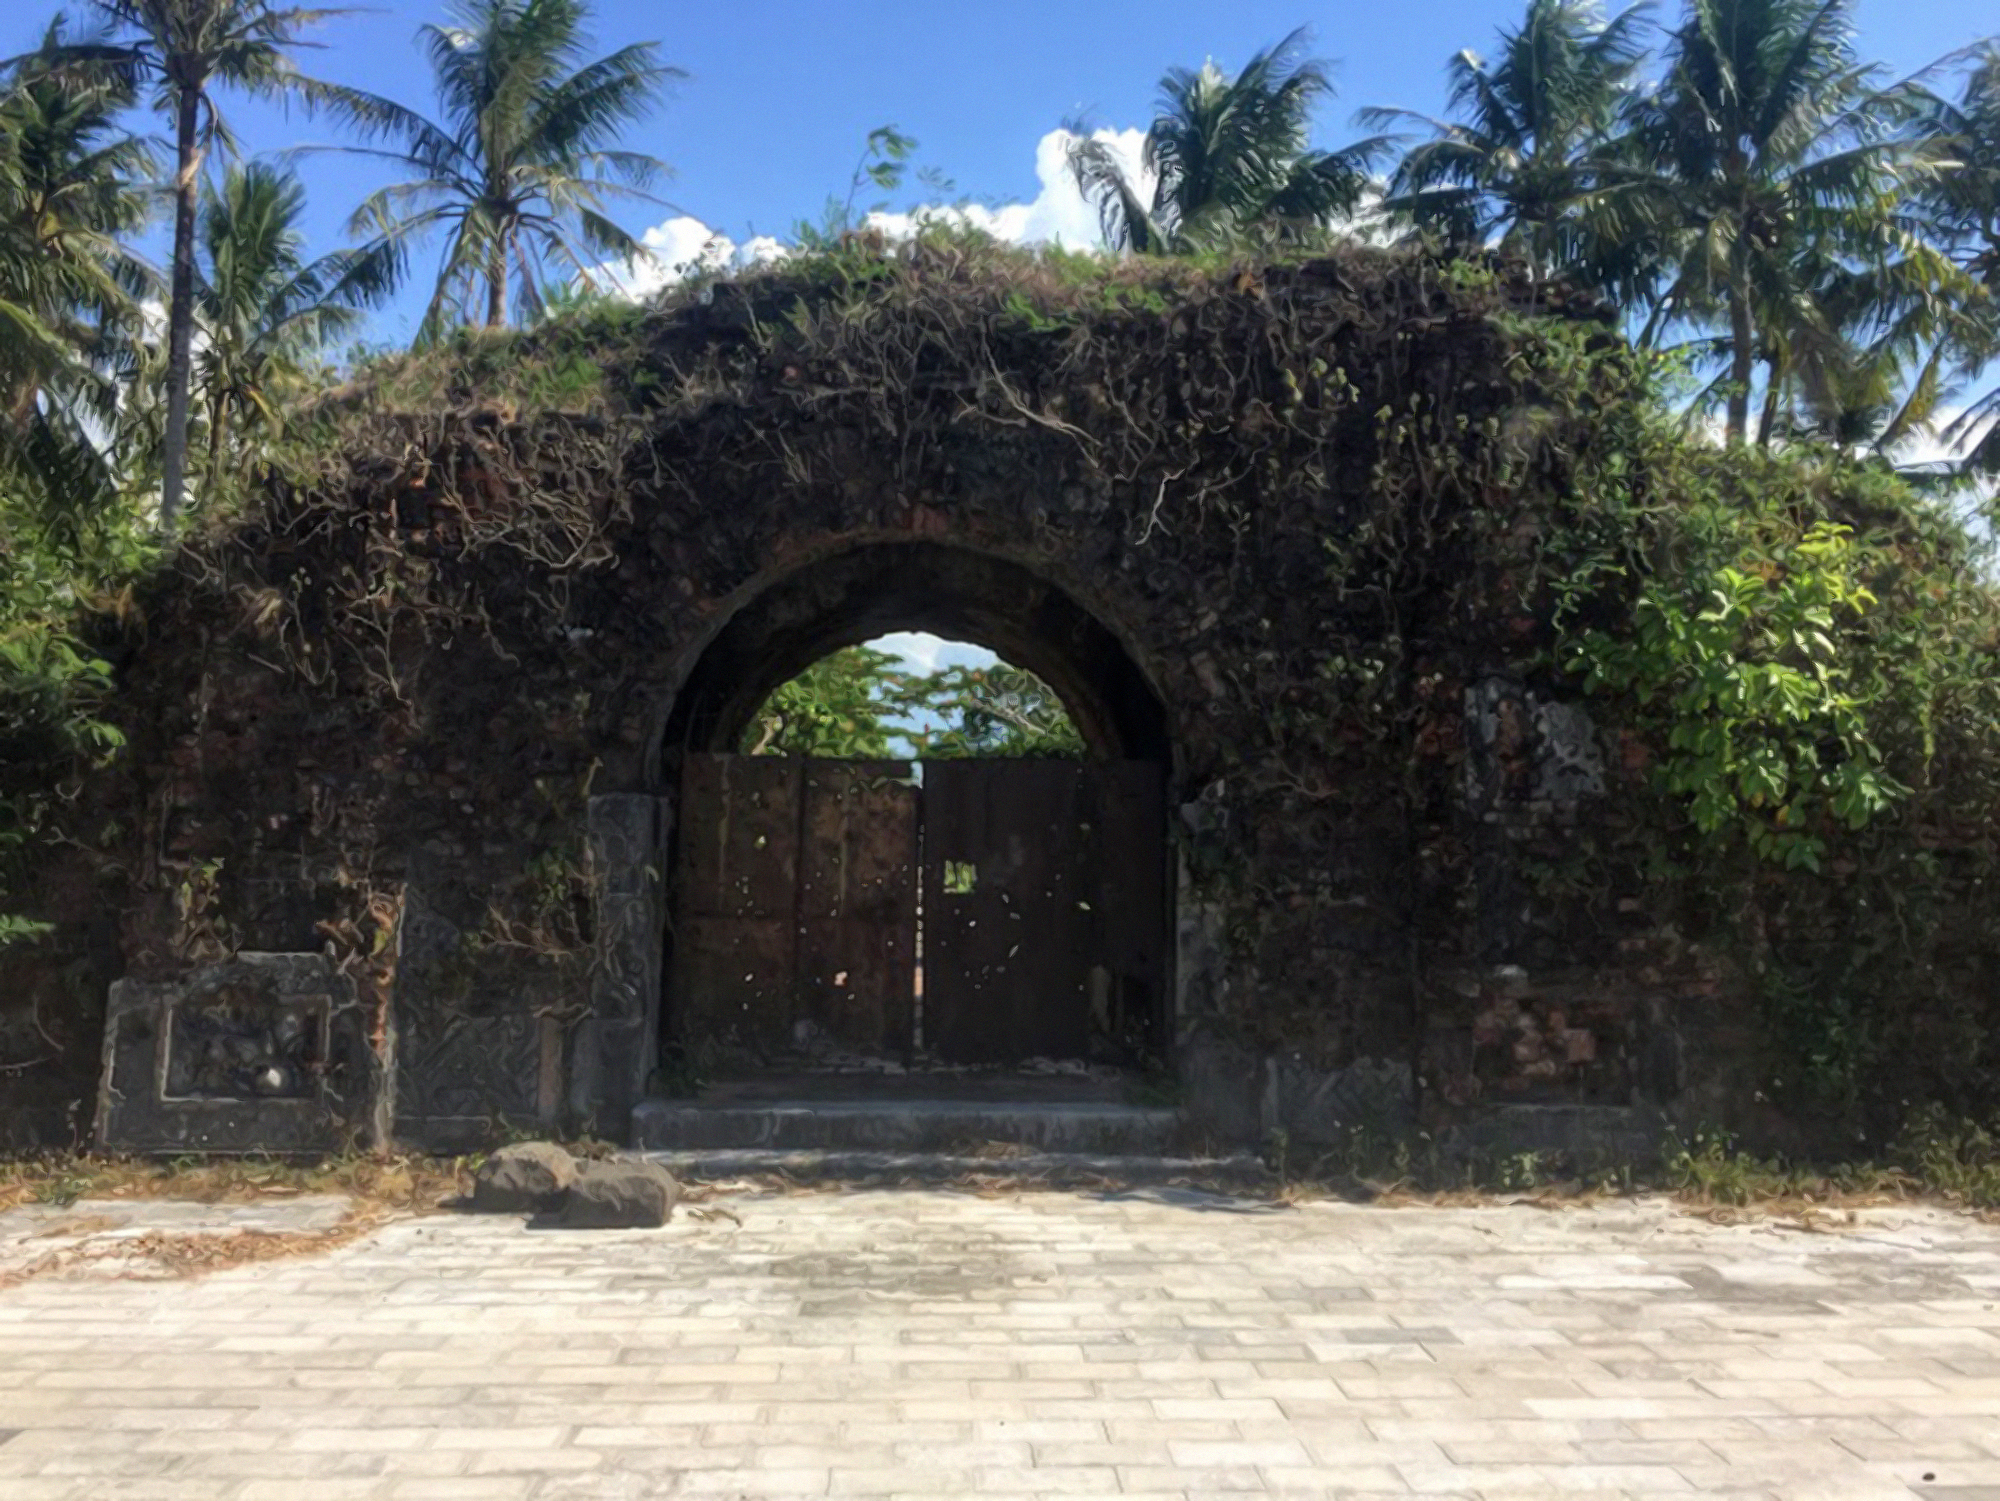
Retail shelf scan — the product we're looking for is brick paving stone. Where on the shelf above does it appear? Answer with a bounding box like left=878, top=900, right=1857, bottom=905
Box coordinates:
left=3, top=1192, right=2000, bottom=1496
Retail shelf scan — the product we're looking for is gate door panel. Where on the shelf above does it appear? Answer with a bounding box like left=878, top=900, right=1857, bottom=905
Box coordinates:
left=1091, top=760, right=1169, bottom=1057
left=667, top=755, right=802, bottom=1051
left=798, top=761, right=919, bottom=1055
left=671, top=753, right=1164, bottom=1067
left=922, top=760, right=1097, bottom=1064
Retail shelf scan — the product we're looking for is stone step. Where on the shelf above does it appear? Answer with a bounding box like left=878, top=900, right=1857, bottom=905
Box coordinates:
left=640, top=1147, right=1269, bottom=1191
left=630, top=1097, right=1183, bottom=1155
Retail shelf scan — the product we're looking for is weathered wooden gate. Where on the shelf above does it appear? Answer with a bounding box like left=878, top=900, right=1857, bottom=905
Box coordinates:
left=669, top=757, right=918, bottom=1056
left=666, top=755, right=1164, bottom=1065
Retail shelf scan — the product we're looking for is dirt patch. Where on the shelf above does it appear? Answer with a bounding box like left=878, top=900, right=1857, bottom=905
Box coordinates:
left=0, top=1152, right=477, bottom=1286
left=0, top=1150, right=475, bottom=1215
left=0, top=1208, right=391, bottom=1290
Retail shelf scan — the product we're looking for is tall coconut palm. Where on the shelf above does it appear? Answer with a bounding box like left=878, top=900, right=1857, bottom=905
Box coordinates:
left=27, top=0, right=344, bottom=533
left=1067, top=28, right=1384, bottom=254
left=1616, top=0, right=1936, bottom=444
left=1724, top=222, right=1967, bottom=453
left=1363, top=0, right=1651, bottom=282
left=192, top=162, right=388, bottom=491
left=314, top=0, right=680, bottom=341
left=0, top=23, right=153, bottom=526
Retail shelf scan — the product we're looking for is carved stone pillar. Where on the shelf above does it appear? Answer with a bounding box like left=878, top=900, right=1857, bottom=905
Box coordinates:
left=577, top=794, right=670, bottom=1137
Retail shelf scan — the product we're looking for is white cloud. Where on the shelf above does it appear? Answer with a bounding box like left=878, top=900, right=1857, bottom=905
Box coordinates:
left=621, top=126, right=1151, bottom=297
left=862, top=127, right=1149, bottom=250
left=1343, top=183, right=1399, bottom=249
left=870, top=632, right=997, bottom=676
left=611, top=215, right=789, bottom=298
left=1886, top=411, right=1998, bottom=528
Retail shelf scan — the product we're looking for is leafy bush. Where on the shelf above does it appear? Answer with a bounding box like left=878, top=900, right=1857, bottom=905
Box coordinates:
left=1527, top=332, right=2000, bottom=1132
left=0, top=486, right=144, bottom=944
left=1569, top=521, right=1900, bottom=871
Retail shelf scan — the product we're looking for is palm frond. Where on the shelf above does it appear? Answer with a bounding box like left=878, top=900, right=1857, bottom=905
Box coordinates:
left=313, top=0, right=676, bottom=341
left=527, top=41, right=682, bottom=158
left=1065, top=129, right=1164, bottom=253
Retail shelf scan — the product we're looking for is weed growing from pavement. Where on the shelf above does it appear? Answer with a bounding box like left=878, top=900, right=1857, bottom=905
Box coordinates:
left=1267, top=1108, right=2000, bottom=1213
left=0, top=1149, right=476, bottom=1216
left=6, top=1105, right=2000, bottom=1236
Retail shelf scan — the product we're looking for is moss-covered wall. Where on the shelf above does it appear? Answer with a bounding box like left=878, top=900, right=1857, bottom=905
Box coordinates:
left=0, top=242, right=1874, bottom=1151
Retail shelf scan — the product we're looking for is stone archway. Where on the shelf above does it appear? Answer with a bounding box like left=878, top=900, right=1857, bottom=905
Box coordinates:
left=651, top=539, right=1171, bottom=768
left=623, top=539, right=1176, bottom=1095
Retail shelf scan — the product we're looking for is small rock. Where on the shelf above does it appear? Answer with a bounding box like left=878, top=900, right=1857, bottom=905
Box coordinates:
left=552, top=1161, right=681, bottom=1229
left=471, top=1142, right=578, bottom=1214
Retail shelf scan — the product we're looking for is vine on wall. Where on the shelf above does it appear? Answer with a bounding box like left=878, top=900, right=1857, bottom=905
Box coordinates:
left=5, top=231, right=1999, bottom=1147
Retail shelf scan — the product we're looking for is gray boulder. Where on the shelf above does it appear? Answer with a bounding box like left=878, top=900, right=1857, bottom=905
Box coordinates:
left=552, top=1160, right=681, bottom=1228
left=470, top=1141, right=578, bottom=1213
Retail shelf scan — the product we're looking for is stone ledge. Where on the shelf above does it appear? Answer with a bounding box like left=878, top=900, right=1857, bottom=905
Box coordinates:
left=631, top=1098, right=1183, bottom=1154
left=640, top=1146, right=1270, bottom=1190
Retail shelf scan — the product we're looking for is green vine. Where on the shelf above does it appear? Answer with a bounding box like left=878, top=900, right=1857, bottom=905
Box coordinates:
left=1567, top=521, right=1900, bottom=871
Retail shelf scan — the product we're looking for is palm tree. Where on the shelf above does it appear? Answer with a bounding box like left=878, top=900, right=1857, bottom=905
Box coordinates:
left=1067, top=28, right=1384, bottom=254
left=1907, top=48, right=2000, bottom=474
left=32, top=0, right=344, bottom=536
left=1744, top=189, right=1975, bottom=458
left=314, top=0, right=680, bottom=341
left=192, top=162, right=388, bottom=491
left=1921, top=49, right=2000, bottom=293
left=28, top=0, right=344, bottom=533
left=0, top=23, right=153, bottom=526
left=1363, top=1, right=1651, bottom=281
left=1615, top=0, right=1937, bottom=444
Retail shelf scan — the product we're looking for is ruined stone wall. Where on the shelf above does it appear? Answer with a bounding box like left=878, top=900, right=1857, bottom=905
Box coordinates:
left=0, top=245, right=1746, bottom=1151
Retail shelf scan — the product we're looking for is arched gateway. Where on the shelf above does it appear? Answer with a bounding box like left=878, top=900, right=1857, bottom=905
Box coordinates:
left=16, top=242, right=1717, bottom=1157
left=653, top=540, right=1172, bottom=1077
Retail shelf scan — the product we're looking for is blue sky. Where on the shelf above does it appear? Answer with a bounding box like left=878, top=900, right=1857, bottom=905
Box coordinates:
left=8, top=0, right=1993, bottom=344
left=7, top=0, right=1993, bottom=680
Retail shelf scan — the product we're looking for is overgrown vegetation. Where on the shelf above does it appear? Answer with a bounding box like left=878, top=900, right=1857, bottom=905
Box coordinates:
left=6, top=1110, right=2000, bottom=1218
left=741, top=645, right=1084, bottom=759
left=0, top=496, right=138, bottom=949
left=1271, top=1109, right=2000, bottom=1211
left=205, top=237, right=2000, bottom=1129
left=2, top=0, right=2000, bottom=1157
left=5, top=214, right=1997, bottom=1147
left=1522, top=352, right=2000, bottom=1136
left=0, top=1146, right=475, bottom=1214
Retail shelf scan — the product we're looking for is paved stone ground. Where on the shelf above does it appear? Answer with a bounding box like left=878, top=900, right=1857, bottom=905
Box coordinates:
left=3, top=1188, right=2000, bottom=1499
left=0, top=1195, right=356, bottom=1279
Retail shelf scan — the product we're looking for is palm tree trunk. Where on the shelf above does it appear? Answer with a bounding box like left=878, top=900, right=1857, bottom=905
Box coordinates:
left=1756, top=360, right=1783, bottom=449
left=206, top=394, right=228, bottom=492
left=1726, top=276, right=1754, bottom=445
left=1637, top=291, right=1674, bottom=351
left=486, top=239, right=507, bottom=328
left=159, top=85, right=203, bottom=534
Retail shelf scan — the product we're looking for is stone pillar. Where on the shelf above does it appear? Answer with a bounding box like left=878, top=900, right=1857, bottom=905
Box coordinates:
left=577, top=794, right=670, bottom=1138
